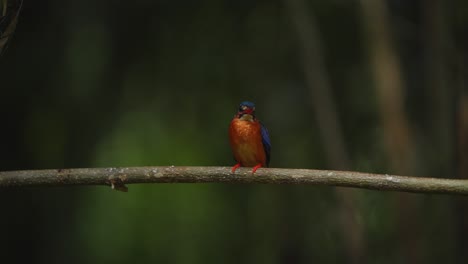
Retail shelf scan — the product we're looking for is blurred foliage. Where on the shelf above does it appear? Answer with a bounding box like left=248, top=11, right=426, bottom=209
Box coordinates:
left=0, top=0, right=22, bottom=56
left=0, top=0, right=467, bottom=263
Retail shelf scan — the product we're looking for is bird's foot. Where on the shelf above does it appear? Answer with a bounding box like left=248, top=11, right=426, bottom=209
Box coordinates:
left=252, top=164, right=262, bottom=173
left=231, top=163, right=241, bottom=173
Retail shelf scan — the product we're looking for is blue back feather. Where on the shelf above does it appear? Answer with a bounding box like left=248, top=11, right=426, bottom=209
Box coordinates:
left=260, top=123, right=271, bottom=167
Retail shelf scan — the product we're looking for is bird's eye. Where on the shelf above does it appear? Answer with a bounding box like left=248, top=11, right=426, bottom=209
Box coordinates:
left=240, top=105, right=247, bottom=111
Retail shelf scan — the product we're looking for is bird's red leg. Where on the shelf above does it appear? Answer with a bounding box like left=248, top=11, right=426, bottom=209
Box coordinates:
left=231, top=163, right=241, bottom=173
left=252, top=164, right=262, bottom=173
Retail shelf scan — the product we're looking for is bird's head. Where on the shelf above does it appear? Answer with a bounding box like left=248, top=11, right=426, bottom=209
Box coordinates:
left=237, top=101, right=256, bottom=121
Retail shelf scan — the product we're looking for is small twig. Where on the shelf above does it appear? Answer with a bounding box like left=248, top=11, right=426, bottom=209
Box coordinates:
left=0, top=166, right=467, bottom=195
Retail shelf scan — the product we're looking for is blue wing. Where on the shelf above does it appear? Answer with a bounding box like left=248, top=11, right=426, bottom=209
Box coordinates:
left=260, top=123, right=271, bottom=167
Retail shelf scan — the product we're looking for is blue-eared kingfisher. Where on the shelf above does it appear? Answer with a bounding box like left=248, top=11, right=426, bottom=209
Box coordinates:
left=229, top=101, right=271, bottom=173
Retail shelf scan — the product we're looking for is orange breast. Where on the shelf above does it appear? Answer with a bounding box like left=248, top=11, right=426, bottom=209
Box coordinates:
left=229, top=118, right=267, bottom=167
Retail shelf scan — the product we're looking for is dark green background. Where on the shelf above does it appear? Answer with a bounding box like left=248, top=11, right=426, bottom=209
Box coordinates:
left=1, top=0, right=467, bottom=263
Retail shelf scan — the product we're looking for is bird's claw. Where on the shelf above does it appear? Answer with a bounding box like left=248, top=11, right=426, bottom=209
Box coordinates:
left=231, top=163, right=241, bottom=173
left=252, top=164, right=262, bottom=174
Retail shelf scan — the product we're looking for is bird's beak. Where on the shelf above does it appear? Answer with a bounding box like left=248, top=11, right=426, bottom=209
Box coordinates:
left=239, top=108, right=254, bottom=115
left=238, top=108, right=254, bottom=121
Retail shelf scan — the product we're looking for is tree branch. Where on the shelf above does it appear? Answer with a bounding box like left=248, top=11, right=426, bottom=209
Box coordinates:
left=1, top=166, right=467, bottom=195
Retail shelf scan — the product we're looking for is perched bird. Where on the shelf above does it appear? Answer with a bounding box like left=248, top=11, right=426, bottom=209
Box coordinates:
left=229, top=101, right=271, bottom=173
